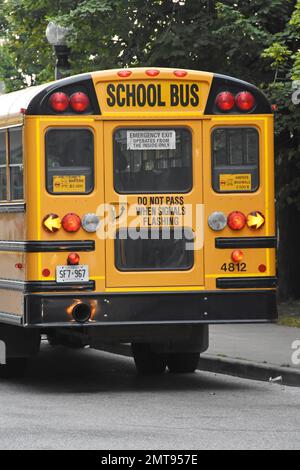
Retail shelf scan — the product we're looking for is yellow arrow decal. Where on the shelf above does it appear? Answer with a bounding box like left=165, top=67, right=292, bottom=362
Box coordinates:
left=247, top=211, right=265, bottom=229
left=43, top=214, right=62, bottom=233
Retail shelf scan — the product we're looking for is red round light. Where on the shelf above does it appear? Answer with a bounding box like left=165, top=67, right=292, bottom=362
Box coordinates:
left=227, top=211, right=247, bottom=231
left=216, top=91, right=235, bottom=112
left=145, top=69, right=160, bottom=77
left=235, top=91, right=255, bottom=112
left=62, top=213, right=81, bottom=233
left=49, top=92, right=69, bottom=112
left=258, top=264, right=267, bottom=273
left=118, top=70, right=132, bottom=78
left=69, top=92, right=90, bottom=112
left=42, top=268, right=50, bottom=277
left=231, top=250, right=244, bottom=263
left=174, top=70, right=188, bottom=77
left=67, top=253, right=80, bottom=266
left=15, top=263, right=23, bottom=269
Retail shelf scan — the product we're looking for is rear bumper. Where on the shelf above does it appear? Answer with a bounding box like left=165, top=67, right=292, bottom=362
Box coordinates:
left=23, top=290, right=278, bottom=328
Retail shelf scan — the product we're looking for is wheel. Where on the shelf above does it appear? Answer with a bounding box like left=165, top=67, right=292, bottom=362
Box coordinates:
left=0, top=358, right=28, bottom=378
left=167, top=352, right=200, bottom=374
left=132, top=343, right=166, bottom=375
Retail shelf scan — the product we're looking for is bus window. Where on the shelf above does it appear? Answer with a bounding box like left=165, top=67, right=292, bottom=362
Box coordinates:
left=45, top=128, right=94, bottom=194
left=212, top=127, right=259, bottom=192
left=9, top=127, right=23, bottom=200
left=115, top=228, right=194, bottom=271
left=113, top=128, right=192, bottom=193
left=0, top=131, right=7, bottom=201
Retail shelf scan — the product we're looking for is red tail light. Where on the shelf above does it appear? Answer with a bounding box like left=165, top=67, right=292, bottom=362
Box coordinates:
left=227, top=211, right=246, bottom=230
left=235, top=91, right=255, bottom=111
left=69, top=92, right=90, bottom=112
left=231, top=250, right=244, bottom=263
left=62, top=213, right=81, bottom=233
left=216, top=92, right=235, bottom=112
left=67, top=253, right=80, bottom=265
left=49, top=92, right=69, bottom=112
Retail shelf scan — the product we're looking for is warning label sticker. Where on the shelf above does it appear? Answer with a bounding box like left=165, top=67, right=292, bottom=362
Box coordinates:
left=53, top=175, right=86, bottom=193
left=127, top=130, right=176, bottom=150
left=219, top=174, right=252, bottom=191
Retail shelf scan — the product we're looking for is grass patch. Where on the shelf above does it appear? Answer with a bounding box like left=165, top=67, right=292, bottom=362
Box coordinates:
left=278, top=316, right=300, bottom=329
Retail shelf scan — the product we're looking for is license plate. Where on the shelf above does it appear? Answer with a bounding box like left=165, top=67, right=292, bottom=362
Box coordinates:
left=56, top=265, right=89, bottom=283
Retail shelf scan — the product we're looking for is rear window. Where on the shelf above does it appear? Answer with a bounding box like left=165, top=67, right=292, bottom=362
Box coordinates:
left=115, top=228, right=194, bottom=271
left=114, top=128, right=192, bottom=193
left=45, top=128, right=94, bottom=194
left=212, top=127, right=259, bottom=192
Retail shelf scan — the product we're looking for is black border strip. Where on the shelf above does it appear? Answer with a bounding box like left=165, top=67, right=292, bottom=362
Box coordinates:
left=215, top=237, right=277, bottom=249
left=0, top=279, right=95, bottom=293
left=216, top=277, right=278, bottom=289
left=0, top=240, right=95, bottom=252
left=0, top=203, right=25, bottom=213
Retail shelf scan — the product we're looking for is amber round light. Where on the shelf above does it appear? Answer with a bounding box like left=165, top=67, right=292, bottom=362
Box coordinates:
left=67, top=252, right=80, bottom=265
left=62, top=213, right=81, bottom=233
left=227, top=211, right=247, bottom=230
left=49, top=92, right=69, bottom=112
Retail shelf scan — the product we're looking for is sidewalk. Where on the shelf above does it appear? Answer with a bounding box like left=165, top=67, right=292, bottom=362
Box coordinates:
left=201, top=324, right=300, bottom=386
left=206, top=324, right=300, bottom=368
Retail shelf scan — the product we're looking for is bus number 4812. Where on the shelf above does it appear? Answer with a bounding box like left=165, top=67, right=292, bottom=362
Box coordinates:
left=221, top=263, right=247, bottom=272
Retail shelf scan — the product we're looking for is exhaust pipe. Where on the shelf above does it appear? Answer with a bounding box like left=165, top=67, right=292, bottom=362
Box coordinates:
left=72, top=303, right=91, bottom=323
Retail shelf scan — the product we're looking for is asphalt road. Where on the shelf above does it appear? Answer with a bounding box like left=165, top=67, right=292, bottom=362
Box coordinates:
left=0, top=343, right=300, bottom=450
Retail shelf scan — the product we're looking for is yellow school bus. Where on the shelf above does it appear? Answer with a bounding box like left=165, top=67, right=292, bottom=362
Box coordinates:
left=0, top=67, right=277, bottom=376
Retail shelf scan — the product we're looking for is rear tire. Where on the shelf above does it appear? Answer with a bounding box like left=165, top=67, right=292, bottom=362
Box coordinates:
left=132, top=343, right=166, bottom=375
left=167, top=352, right=200, bottom=374
left=0, top=358, right=28, bottom=378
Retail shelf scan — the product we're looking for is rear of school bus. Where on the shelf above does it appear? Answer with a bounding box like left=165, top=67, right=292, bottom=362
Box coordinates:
left=0, top=68, right=277, bottom=375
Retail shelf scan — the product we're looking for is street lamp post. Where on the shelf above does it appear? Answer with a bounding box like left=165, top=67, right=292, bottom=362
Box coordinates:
left=46, top=21, right=71, bottom=80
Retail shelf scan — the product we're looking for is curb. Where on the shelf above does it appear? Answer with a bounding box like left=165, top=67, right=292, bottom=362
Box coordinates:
left=199, top=354, right=300, bottom=387
left=99, top=345, right=300, bottom=387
